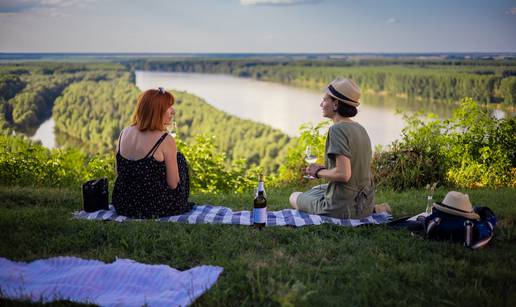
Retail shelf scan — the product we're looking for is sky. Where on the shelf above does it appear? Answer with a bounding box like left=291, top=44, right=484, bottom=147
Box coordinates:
left=0, top=0, right=515, bottom=53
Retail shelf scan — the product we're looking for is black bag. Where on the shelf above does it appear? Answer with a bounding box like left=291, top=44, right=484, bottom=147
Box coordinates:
left=82, top=178, right=109, bottom=212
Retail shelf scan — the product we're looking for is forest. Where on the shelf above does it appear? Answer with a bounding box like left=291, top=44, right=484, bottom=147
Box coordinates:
left=0, top=62, right=293, bottom=173
left=52, top=76, right=291, bottom=171
left=0, top=63, right=127, bottom=135
left=0, top=58, right=514, bottom=190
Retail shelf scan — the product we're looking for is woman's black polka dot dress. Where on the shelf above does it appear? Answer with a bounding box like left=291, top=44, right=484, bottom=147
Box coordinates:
left=112, top=132, right=192, bottom=218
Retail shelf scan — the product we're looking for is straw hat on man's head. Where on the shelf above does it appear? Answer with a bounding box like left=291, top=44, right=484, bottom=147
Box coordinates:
left=433, top=191, right=480, bottom=220
left=325, top=78, right=361, bottom=107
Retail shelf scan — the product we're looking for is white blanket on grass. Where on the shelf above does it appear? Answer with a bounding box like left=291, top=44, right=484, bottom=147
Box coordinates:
left=74, top=204, right=392, bottom=227
left=0, top=256, right=223, bottom=307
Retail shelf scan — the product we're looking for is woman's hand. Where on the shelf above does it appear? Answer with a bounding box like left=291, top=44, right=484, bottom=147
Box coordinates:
left=305, top=155, right=351, bottom=182
left=305, top=163, right=325, bottom=178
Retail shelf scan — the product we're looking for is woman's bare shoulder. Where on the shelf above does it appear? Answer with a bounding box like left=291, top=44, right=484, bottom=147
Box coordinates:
left=161, top=133, right=177, bottom=149
left=121, top=125, right=139, bottom=137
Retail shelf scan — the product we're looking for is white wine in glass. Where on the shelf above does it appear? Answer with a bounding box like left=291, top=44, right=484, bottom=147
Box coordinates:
left=170, top=121, right=177, bottom=138
left=303, top=146, right=317, bottom=179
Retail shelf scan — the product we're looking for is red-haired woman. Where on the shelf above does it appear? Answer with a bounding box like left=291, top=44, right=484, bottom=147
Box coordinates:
left=112, top=87, right=191, bottom=218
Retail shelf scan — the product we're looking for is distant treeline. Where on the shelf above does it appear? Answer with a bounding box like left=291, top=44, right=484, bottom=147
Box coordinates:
left=122, top=58, right=516, bottom=105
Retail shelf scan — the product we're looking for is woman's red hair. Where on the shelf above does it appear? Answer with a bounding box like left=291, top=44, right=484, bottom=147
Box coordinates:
left=131, top=89, right=174, bottom=131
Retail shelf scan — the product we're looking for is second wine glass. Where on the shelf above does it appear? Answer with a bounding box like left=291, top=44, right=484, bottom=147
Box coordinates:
left=170, top=121, right=178, bottom=138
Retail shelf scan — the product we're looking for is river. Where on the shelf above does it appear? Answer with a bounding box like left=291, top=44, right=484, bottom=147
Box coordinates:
left=135, top=71, right=457, bottom=148
left=30, top=116, right=56, bottom=148
left=32, top=71, right=459, bottom=149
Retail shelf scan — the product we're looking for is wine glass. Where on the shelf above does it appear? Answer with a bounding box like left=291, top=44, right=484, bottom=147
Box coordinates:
left=170, top=121, right=178, bottom=138
left=303, top=146, right=317, bottom=179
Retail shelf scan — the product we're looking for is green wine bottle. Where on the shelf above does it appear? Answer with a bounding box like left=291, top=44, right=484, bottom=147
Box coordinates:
left=253, top=175, right=267, bottom=229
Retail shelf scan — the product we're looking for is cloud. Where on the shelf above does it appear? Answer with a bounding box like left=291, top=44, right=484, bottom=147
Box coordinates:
left=49, top=11, right=70, bottom=18
left=0, top=0, right=90, bottom=14
left=0, top=0, right=34, bottom=13
left=505, top=7, right=516, bottom=15
left=240, top=0, right=323, bottom=6
left=386, top=18, right=400, bottom=24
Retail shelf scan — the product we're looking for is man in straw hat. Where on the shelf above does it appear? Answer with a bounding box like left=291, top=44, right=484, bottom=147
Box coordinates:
left=289, top=78, right=375, bottom=219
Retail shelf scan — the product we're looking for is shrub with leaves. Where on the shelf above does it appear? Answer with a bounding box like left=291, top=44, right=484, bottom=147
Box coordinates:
left=372, top=112, right=448, bottom=190
left=0, top=134, right=262, bottom=193
left=0, top=135, right=95, bottom=187
left=178, top=135, right=262, bottom=193
left=373, top=98, right=515, bottom=189
left=443, top=98, right=515, bottom=187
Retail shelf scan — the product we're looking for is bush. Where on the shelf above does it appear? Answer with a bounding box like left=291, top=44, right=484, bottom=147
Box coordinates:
left=443, top=98, right=515, bottom=187
left=0, top=135, right=103, bottom=187
left=373, top=98, right=515, bottom=189
left=0, top=134, right=262, bottom=194
left=372, top=113, right=448, bottom=190
left=177, top=135, right=262, bottom=193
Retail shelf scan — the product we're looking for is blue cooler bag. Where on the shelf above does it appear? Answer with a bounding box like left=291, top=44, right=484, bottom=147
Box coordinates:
left=425, top=206, right=496, bottom=249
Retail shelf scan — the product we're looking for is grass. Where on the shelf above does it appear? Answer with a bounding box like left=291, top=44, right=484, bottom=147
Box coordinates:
left=0, top=185, right=515, bottom=306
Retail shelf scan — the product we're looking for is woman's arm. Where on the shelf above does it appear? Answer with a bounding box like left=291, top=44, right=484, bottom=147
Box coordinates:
left=162, top=135, right=180, bottom=189
left=306, top=154, right=351, bottom=183
left=114, top=153, right=118, bottom=176
left=114, top=128, right=124, bottom=177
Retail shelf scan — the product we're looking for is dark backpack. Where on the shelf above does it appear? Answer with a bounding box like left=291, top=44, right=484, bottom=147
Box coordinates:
left=82, top=178, right=109, bottom=212
left=424, top=206, right=496, bottom=249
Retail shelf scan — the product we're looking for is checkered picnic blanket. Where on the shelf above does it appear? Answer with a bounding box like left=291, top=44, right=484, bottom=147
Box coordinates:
left=74, top=205, right=391, bottom=227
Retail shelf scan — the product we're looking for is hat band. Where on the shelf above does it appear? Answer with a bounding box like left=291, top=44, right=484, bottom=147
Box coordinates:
left=328, top=85, right=358, bottom=104
left=437, top=202, right=474, bottom=214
